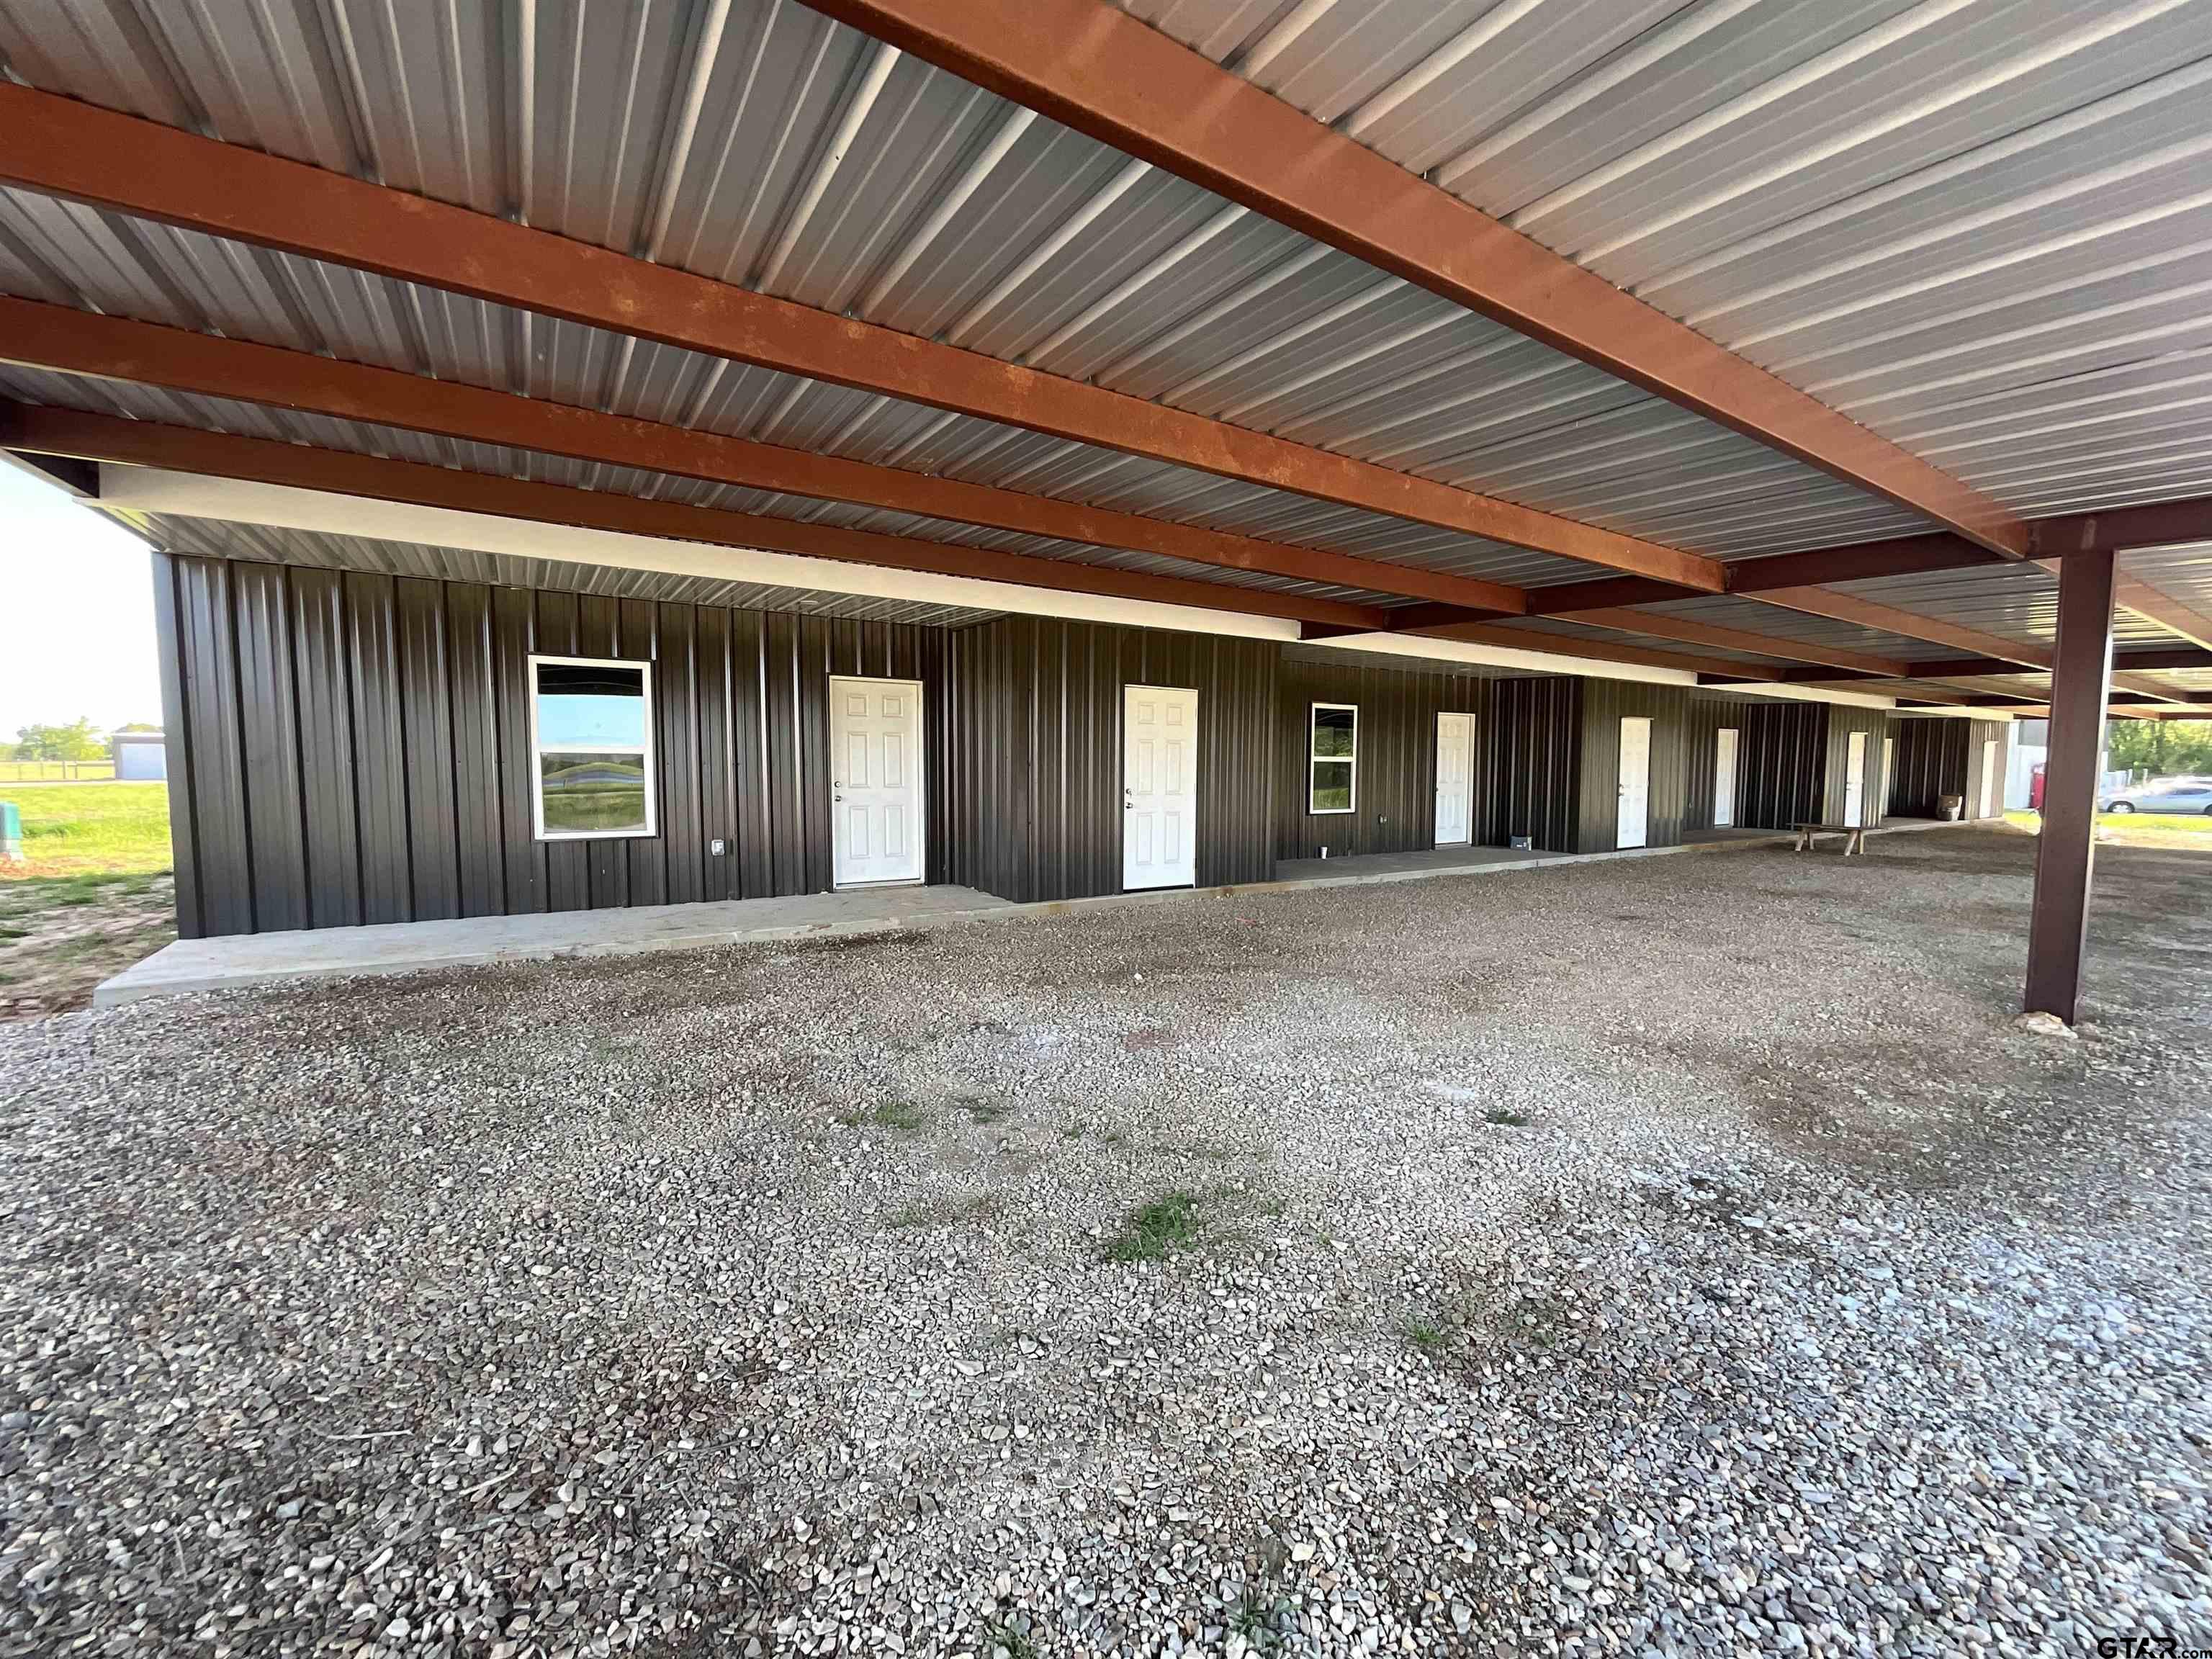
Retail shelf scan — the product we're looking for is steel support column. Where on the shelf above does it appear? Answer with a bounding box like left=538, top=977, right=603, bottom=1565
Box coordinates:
left=2024, top=548, right=2118, bottom=1023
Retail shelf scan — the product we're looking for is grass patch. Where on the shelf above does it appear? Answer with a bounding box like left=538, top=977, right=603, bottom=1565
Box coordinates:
left=1483, top=1107, right=1532, bottom=1127
left=1, top=781, right=172, bottom=879
left=837, top=1100, right=927, bottom=1133
left=981, top=1619, right=1040, bottom=1659
left=2008, top=807, right=2212, bottom=844
left=1404, top=1318, right=1449, bottom=1355
left=1103, top=1190, right=1203, bottom=1262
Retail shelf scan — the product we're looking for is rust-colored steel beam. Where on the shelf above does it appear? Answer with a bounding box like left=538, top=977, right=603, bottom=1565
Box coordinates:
left=1892, top=648, right=2211, bottom=678
left=0, top=297, right=1529, bottom=616
left=0, top=83, right=1720, bottom=593
left=2025, top=548, right=2118, bottom=1025
left=1413, top=619, right=1782, bottom=681
left=0, top=403, right=1393, bottom=630
left=2031, top=493, right=2212, bottom=555
left=809, top=0, right=2031, bottom=559
left=1517, top=535, right=2005, bottom=616
left=1728, top=534, right=2009, bottom=594
left=1521, top=576, right=1692, bottom=615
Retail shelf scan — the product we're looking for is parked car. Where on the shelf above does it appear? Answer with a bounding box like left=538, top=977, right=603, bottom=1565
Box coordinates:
left=2100, top=776, right=2212, bottom=814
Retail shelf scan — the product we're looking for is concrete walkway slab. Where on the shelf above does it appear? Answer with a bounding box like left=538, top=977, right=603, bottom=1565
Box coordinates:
left=95, top=884, right=1018, bottom=1006
left=97, top=818, right=1984, bottom=1005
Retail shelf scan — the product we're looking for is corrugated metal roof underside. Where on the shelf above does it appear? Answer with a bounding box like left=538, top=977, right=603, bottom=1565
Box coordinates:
left=1125, top=0, right=2212, bottom=519
left=1827, top=560, right=2179, bottom=651
left=2121, top=541, right=2212, bottom=616
left=130, top=513, right=1004, bottom=627
left=1641, top=595, right=1978, bottom=662
left=0, top=0, right=1940, bottom=562
left=0, top=366, right=1443, bottom=610
left=0, top=190, right=1619, bottom=593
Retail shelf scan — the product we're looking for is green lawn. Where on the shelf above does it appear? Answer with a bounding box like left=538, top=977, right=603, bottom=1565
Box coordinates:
left=4, top=780, right=174, bottom=878
left=2007, top=808, right=2212, bottom=843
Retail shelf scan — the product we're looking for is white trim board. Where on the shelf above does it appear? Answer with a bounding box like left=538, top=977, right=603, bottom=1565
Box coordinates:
left=1284, top=626, right=1701, bottom=688
left=100, top=467, right=1299, bottom=644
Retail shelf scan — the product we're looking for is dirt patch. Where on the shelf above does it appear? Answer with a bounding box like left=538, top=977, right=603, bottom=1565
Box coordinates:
left=0, top=874, right=175, bottom=1019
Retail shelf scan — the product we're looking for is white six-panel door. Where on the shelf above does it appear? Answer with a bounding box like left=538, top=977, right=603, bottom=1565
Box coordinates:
left=1617, top=716, right=1652, bottom=850
left=1714, top=727, right=1740, bottom=828
left=1843, top=730, right=1868, bottom=827
left=1434, top=711, right=1473, bottom=847
left=830, top=676, right=924, bottom=887
left=1124, top=685, right=1197, bottom=890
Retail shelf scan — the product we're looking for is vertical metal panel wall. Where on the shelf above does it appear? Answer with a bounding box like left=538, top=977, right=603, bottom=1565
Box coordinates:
left=941, top=614, right=1278, bottom=904
left=1274, top=652, right=1488, bottom=860
left=154, top=554, right=950, bottom=938
left=1737, top=701, right=1830, bottom=830
left=1889, top=716, right=1981, bottom=818
left=1963, top=719, right=2009, bottom=819
left=1683, top=693, right=1730, bottom=837
left=1823, top=706, right=1894, bottom=826
left=1478, top=678, right=1583, bottom=852
left=1576, top=680, right=1691, bottom=853
left=1685, top=693, right=1828, bottom=833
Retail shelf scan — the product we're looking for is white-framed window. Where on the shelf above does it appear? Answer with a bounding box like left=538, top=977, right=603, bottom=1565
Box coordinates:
left=1309, top=702, right=1357, bottom=814
left=528, top=655, right=657, bottom=840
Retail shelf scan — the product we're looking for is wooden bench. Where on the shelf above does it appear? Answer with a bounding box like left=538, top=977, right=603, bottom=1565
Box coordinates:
left=1792, top=822, right=1868, bottom=856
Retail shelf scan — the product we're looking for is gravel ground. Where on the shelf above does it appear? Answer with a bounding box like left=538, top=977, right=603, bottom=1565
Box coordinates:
left=2, top=825, right=2208, bottom=1658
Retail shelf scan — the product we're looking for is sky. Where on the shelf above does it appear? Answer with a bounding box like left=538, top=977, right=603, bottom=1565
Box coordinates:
left=0, top=459, right=165, bottom=738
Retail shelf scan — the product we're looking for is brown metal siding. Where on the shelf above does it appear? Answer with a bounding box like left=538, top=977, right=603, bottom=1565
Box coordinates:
left=156, top=553, right=950, bottom=937
left=1686, top=693, right=1827, bottom=834
left=1478, top=677, right=1582, bottom=852
left=1577, top=680, right=1690, bottom=853
left=289, top=568, right=361, bottom=929
left=943, top=615, right=1277, bottom=903
left=1683, top=693, right=1728, bottom=836
left=1822, top=706, right=1893, bottom=827
left=1275, top=654, right=1487, bottom=860
left=1735, top=701, right=1829, bottom=830
left=1889, top=716, right=1990, bottom=817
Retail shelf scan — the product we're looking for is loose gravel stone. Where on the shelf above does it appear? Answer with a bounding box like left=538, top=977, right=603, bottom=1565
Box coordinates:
left=1, top=827, right=2206, bottom=1656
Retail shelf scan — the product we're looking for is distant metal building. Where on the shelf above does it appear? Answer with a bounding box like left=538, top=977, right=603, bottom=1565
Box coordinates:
left=110, top=732, right=167, bottom=782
